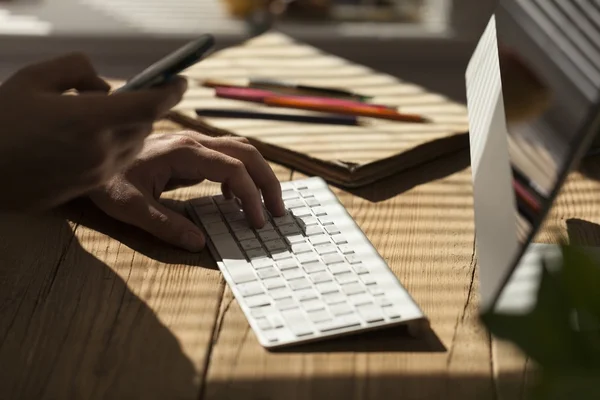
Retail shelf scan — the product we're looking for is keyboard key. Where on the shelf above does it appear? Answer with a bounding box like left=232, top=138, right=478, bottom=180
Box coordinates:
left=311, top=272, right=333, bottom=284
left=284, top=199, right=305, bottom=209
left=336, top=272, right=358, bottom=285
left=258, top=267, right=280, bottom=280
left=360, top=274, right=377, bottom=286
left=304, top=225, right=324, bottom=236
left=240, top=239, right=262, bottom=251
left=238, top=281, right=264, bottom=297
left=297, top=251, right=319, bottom=264
left=279, top=224, right=301, bottom=237
left=382, top=306, right=401, bottom=319
left=305, top=198, right=321, bottom=207
left=190, top=197, right=213, bottom=206
left=282, top=189, right=299, bottom=200
left=255, top=317, right=272, bottom=330
left=353, top=263, right=369, bottom=275
left=195, top=204, right=218, bottom=215
left=246, top=295, right=272, bottom=308
left=328, top=263, right=351, bottom=275
left=298, top=189, right=314, bottom=198
left=247, top=248, right=268, bottom=261
left=376, top=297, right=393, bottom=307
left=341, top=282, right=365, bottom=296
left=329, top=302, right=353, bottom=316
left=256, top=222, right=274, bottom=232
left=368, top=285, right=385, bottom=296
left=309, top=235, right=330, bottom=246
left=202, top=213, right=222, bottom=224
left=282, top=309, right=313, bottom=337
left=219, top=202, right=241, bottom=214
left=276, top=297, right=298, bottom=311
left=296, top=216, right=318, bottom=226
left=292, top=207, right=312, bottom=217
left=303, top=261, right=327, bottom=274
left=308, top=309, right=332, bottom=324
left=268, top=315, right=285, bottom=329
left=295, top=288, right=318, bottom=301
left=285, top=234, right=305, bottom=245
left=346, top=254, right=362, bottom=264
left=332, top=235, right=348, bottom=245
left=316, top=244, right=337, bottom=255
left=325, top=225, right=341, bottom=235
left=212, top=194, right=228, bottom=204
left=229, top=220, right=250, bottom=232
left=212, top=234, right=245, bottom=261
left=289, top=277, right=312, bottom=291
left=269, top=287, right=293, bottom=300
left=322, top=291, right=345, bottom=305
left=205, top=221, right=229, bottom=236
left=250, top=305, right=273, bottom=318
left=312, top=206, right=327, bottom=216
left=316, top=281, right=338, bottom=294
left=276, top=258, right=299, bottom=271
left=262, top=277, right=286, bottom=290
left=251, top=258, right=273, bottom=269
left=317, top=315, right=361, bottom=333
left=264, top=239, right=287, bottom=252
left=235, top=230, right=256, bottom=241
left=301, top=299, right=326, bottom=312
left=356, top=303, right=385, bottom=323
left=224, top=211, right=245, bottom=222
left=291, top=242, right=312, bottom=254
left=294, top=183, right=308, bottom=190
left=273, top=213, right=295, bottom=226
left=258, top=230, right=280, bottom=242
left=349, top=293, right=372, bottom=306
left=322, top=253, right=344, bottom=265
left=264, top=331, right=279, bottom=343
left=282, top=268, right=304, bottom=280
left=271, top=250, right=292, bottom=261
left=319, top=216, right=335, bottom=225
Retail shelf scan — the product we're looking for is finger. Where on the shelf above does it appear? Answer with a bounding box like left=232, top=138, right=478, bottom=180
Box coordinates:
left=126, top=194, right=206, bottom=252
left=52, top=76, right=187, bottom=130
left=221, top=182, right=234, bottom=200
left=166, top=143, right=265, bottom=227
left=199, top=136, right=285, bottom=216
left=19, top=52, right=110, bottom=93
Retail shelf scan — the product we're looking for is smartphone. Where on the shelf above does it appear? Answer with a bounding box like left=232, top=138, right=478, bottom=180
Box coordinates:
left=114, top=34, right=215, bottom=93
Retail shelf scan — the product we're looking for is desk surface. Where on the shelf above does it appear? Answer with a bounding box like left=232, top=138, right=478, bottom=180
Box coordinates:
left=2, top=116, right=600, bottom=399
left=2, top=44, right=600, bottom=397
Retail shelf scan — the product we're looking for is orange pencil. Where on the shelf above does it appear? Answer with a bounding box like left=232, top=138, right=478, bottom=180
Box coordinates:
left=265, top=96, right=430, bottom=123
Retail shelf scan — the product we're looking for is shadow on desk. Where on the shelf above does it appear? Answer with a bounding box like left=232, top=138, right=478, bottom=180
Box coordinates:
left=347, top=148, right=470, bottom=203
left=272, top=323, right=446, bottom=353
left=0, top=211, right=199, bottom=399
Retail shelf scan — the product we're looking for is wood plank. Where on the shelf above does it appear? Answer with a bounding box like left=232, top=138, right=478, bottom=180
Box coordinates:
left=201, top=151, right=516, bottom=399
left=0, top=119, right=291, bottom=399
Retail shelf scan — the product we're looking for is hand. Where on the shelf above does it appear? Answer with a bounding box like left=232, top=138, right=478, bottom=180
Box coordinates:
left=0, top=52, right=187, bottom=212
left=89, top=131, right=286, bottom=252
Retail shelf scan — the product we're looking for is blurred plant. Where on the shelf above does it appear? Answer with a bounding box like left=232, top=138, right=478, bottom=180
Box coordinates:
left=481, top=244, right=600, bottom=399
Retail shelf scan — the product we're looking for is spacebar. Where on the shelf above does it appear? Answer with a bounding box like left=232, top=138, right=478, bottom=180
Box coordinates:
left=211, top=233, right=245, bottom=261
left=317, top=315, right=361, bottom=333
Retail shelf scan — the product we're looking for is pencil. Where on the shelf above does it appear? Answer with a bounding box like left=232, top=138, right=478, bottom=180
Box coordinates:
left=249, top=78, right=372, bottom=101
left=195, top=108, right=359, bottom=126
left=265, top=96, right=430, bottom=123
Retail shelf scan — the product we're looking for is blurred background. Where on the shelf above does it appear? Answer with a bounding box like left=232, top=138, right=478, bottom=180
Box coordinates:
left=0, top=0, right=496, bottom=102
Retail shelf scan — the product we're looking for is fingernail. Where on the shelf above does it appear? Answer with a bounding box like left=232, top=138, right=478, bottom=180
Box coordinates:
left=182, top=231, right=205, bottom=252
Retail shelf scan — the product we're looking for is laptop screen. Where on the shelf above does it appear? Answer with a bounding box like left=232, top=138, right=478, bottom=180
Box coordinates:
left=466, top=0, right=600, bottom=309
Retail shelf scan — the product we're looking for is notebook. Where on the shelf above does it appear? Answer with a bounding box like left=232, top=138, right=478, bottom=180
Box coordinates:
left=166, top=32, right=470, bottom=188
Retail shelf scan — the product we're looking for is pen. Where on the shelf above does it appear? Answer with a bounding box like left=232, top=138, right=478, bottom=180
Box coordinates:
left=264, top=96, right=431, bottom=123
left=195, top=108, right=360, bottom=126
left=249, top=78, right=372, bottom=101
left=214, top=87, right=394, bottom=110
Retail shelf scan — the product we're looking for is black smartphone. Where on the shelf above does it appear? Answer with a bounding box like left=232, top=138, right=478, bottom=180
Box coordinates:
left=114, top=34, right=215, bottom=93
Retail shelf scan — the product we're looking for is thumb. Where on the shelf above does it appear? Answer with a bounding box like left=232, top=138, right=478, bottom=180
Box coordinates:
left=133, top=197, right=206, bottom=252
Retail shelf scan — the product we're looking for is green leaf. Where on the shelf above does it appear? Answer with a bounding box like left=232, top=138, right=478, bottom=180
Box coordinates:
left=561, top=245, right=600, bottom=320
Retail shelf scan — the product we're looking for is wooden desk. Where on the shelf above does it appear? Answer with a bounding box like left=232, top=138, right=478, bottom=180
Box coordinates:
left=2, top=114, right=600, bottom=399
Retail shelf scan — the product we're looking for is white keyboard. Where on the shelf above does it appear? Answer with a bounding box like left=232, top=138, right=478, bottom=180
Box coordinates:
left=187, top=177, right=426, bottom=349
